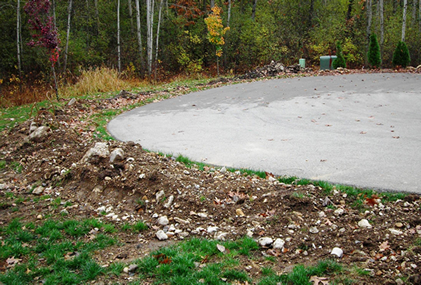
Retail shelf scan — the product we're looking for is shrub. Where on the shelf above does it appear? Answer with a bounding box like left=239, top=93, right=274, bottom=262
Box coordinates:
left=392, top=41, right=411, bottom=68
left=333, top=41, right=346, bottom=69
left=367, top=34, right=381, bottom=68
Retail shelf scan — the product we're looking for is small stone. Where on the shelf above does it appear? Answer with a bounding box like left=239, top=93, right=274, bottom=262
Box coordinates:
left=389, top=228, right=403, bottom=235
left=157, top=216, right=169, bottom=226
left=67, top=98, right=76, bottom=106
left=60, top=209, right=69, bottom=215
left=395, top=222, right=404, bottom=228
left=273, top=238, right=285, bottom=249
left=318, top=211, right=326, bottom=218
left=220, top=166, right=227, bottom=173
left=207, top=226, right=218, bottom=233
left=334, top=208, right=345, bottom=216
left=127, top=264, right=138, bottom=272
left=81, top=142, right=110, bottom=163
left=156, top=230, right=168, bottom=240
left=331, top=247, right=343, bottom=258
left=156, top=190, right=165, bottom=203
left=309, top=226, right=319, bottom=234
left=139, top=174, right=146, bottom=179
left=183, top=170, right=190, bottom=175
left=29, top=126, right=51, bottom=142
left=215, top=232, right=228, bottom=241
left=395, top=278, right=404, bottom=285
left=258, top=237, right=273, bottom=247
left=37, top=214, right=43, bottom=220
left=358, top=219, right=372, bottom=228
left=110, top=148, right=125, bottom=163
left=236, top=208, right=245, bottom=217
left=164, top=195, right=174, bottom=208
left=32, top=186, right=44, bottom=195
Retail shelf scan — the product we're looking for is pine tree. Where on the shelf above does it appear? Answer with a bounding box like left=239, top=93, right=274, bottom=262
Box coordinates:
left=333, top=41, right=346, bottom=69
left=392, top=41, right=411, bottom=68
left=367, top=34, right=381, bottom=68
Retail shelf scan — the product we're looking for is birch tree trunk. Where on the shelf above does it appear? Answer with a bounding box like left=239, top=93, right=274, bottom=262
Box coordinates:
left=379, top=0, right=384, bottom=53
left=63, top=0, right=73, bottom=74
left=128, top=0, right=133, bottom=32
left=210, top=0, right=214, bottom=8
left=402, top=0, right=407, bottom=42
left=146, top=0, right=154, bottom=75
left=366, top=0, right=372, bottom=64
left=117, top=0, right=121, bottom=73
left=135, top=0, right=144, bottom=73
left=154, top=0, right=164, bottom=79
left=227, top=0, right=231, bottom=27
left=16, top=0, right=21, bottom=78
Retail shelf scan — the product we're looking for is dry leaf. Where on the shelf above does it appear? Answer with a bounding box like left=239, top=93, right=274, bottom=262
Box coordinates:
left=379, top=241, right=390, bottom=252
left=6, top=257, right=22, bottom=268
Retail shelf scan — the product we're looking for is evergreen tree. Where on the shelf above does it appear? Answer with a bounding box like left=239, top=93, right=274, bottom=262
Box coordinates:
left=367, top=34, right=381, bottom=68
left=392, top=41, right=411, bottom=68
left=333, top=41, right=346, bottom=69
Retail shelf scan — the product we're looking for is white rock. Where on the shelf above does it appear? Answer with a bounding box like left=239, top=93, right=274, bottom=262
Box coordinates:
left=156, top=190, right=165, bottom=202
left=273, top=238, right=285, bottom=249
left=258, top=237, right=273, bottom=247
left=110, top=148, right=125, bottom=163
left=139, top=174, right=146, bottom=179
left=220, top=166, right=227, bottom=173
left=156, top=230, right=168, bottom=240
left=309, top=226, right=319, bottom=234
left=334, top=208, right=345, bottom=216
left=389, top=228, right=403, bottom=235
left=157, top=216, right=169, bottom=226
left=81, top=142, right=110, bottom=162
left=127, top=264, right=138, bottom=272
left=207, top=226, right=218, bottom=233
left=152, top=213, right=159, bottom=218
left=331, top=247, right=343, bottom=258
left=318, top=211, right=326, bottom=218
left=358, top=219, right=372, bottom=228
left=32, top=186, right=45, bottom=195
left=174, top=217, right=189, bottom=224
left=29, top=126, right=51, bottom=142
left=164, top=195, right=174, bottom=208
left=215, top=232, right=228, bottom=241
left=197, top=212, right=208, bottom=218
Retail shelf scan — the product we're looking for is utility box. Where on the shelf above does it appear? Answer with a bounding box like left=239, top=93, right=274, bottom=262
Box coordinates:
left=299, top=58, right=306, bottom=68
left=320, top=55, right=337, bottom=70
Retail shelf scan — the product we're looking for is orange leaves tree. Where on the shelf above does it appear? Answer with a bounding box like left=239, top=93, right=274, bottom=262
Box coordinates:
left=204, top=5, right=229, bottom=75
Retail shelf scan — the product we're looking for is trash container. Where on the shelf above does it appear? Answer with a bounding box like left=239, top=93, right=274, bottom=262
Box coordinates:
left=299, top=58, right=305, bottom=68
left=320, top=55, right=337, bottom=70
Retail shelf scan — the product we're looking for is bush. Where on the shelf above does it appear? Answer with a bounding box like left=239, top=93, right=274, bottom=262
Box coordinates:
left=333, top=41, right=346, bottom=69
left=392, top=41, right=411, bottom=68
left=367, top=34, right=381, bottom=68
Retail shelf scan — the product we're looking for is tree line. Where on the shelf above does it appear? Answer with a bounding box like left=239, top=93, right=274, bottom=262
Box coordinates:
left=0, top=0, right=420, bottom=84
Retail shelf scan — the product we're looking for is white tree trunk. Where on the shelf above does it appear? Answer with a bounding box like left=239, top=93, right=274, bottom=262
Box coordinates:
left=117, top=0, right=121, bottom=73
left=227, top=0, right=231, bottom=27
left=155, top=0, right=164, bottom=71
left=128, top=0, right=133, bottom=32
left=16, top=0, right=21, bottom=77
left=64, top=0, right=73, bottom=74
left=380, top=0, right=384, bottom=47
left=402, top=0, right=407, bottom=42
left=135, top=0, right=144, bottom=72
left=146, top=0, right=154, bottom=75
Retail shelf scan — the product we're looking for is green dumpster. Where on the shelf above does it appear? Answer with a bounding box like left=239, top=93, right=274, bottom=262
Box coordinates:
left=320, top=55, right=337, bottom=70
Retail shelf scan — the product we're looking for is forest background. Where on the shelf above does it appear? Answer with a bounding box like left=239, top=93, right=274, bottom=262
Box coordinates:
left=1, top=0, right=420, bottom=106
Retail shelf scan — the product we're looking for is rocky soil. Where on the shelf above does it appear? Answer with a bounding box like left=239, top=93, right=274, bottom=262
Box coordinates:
left=1, top=68, right=421, bottom=284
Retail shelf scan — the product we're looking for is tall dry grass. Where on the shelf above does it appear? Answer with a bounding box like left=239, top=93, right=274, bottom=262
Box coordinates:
left=59, top=67, right=139, bottom=98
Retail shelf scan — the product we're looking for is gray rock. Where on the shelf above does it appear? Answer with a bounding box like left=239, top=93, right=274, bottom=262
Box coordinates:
left=127, top=264, right=138, bottom=272
left=156, top=230, right=168, bottom=240
left=157, top=216, right=169, bottom=226
left=258, top=237, right=273, bottom=247
left=29, top=126, right=51, bottom=142
left=110, top=148, right=125, bottom=163
left=334, top=208, right=345, bottom=216
left=156, top=190, right=165, bottom=203
left=81, top=142, right=110, bottom=163
left=309, top=226, right=319, bottom=234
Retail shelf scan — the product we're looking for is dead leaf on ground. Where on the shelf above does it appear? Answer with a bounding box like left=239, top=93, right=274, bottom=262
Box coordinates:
left=6, top=257, right=22, bottom=268
left=379, top=241, right=390, bottom=252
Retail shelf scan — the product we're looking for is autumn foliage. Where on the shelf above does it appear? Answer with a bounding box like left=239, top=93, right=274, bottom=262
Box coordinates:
left=204, top=5, right=229, bottom=57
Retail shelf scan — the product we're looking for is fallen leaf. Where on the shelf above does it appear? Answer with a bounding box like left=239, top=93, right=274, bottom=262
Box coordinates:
left=6, top=257, right=22, bottom=268
left=360, top=131, right=367, bottom=134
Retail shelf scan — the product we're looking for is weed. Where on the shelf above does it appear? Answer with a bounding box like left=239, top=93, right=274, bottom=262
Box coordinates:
left=200, top=195, right=206, bottom=202
left=132, top=221, right=148, bottom=232
left=5, top=192, right=14, bottom=199
left=0, top=160, right=6, bottom=169
left=261, top=266, right=276, bottom=276
left=292, top=192, right=305, bottom=199
left=103, top=224, right=117, bottom=233
left=10, top=161, right=23, bottom=173
left=278, top=176, right=299, bottom=184
left=222, top=269, right=250, bottom=282
left=264, top=256, right=276, bottom=263
left=108, top=262, right=125, bottom=277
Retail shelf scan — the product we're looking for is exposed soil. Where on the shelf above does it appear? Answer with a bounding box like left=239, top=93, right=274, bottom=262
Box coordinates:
left=1, top=68, right=421, bottom=284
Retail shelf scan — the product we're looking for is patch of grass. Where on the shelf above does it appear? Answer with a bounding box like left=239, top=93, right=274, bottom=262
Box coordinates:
left=103, top=223, right=117, bottom=233
left=0, top=160, right=6, bottom=169
left=132, top=221, right=148, bottom=232
left=222, top=269, right=251, bottom=282
left=10, top=161, right=23, bottom=173
left=278, top=176, right=299, bottom=184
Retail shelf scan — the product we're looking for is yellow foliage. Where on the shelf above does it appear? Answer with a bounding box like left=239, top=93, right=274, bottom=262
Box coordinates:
left=204, top=5, right=229, bottom=57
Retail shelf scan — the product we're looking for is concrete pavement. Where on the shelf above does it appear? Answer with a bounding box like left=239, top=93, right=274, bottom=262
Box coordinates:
left=108, top=73, right=421, bottom=193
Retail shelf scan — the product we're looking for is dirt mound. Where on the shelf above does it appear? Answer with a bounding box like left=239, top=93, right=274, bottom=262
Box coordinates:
left=1, top=76, right=421, bottom=284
